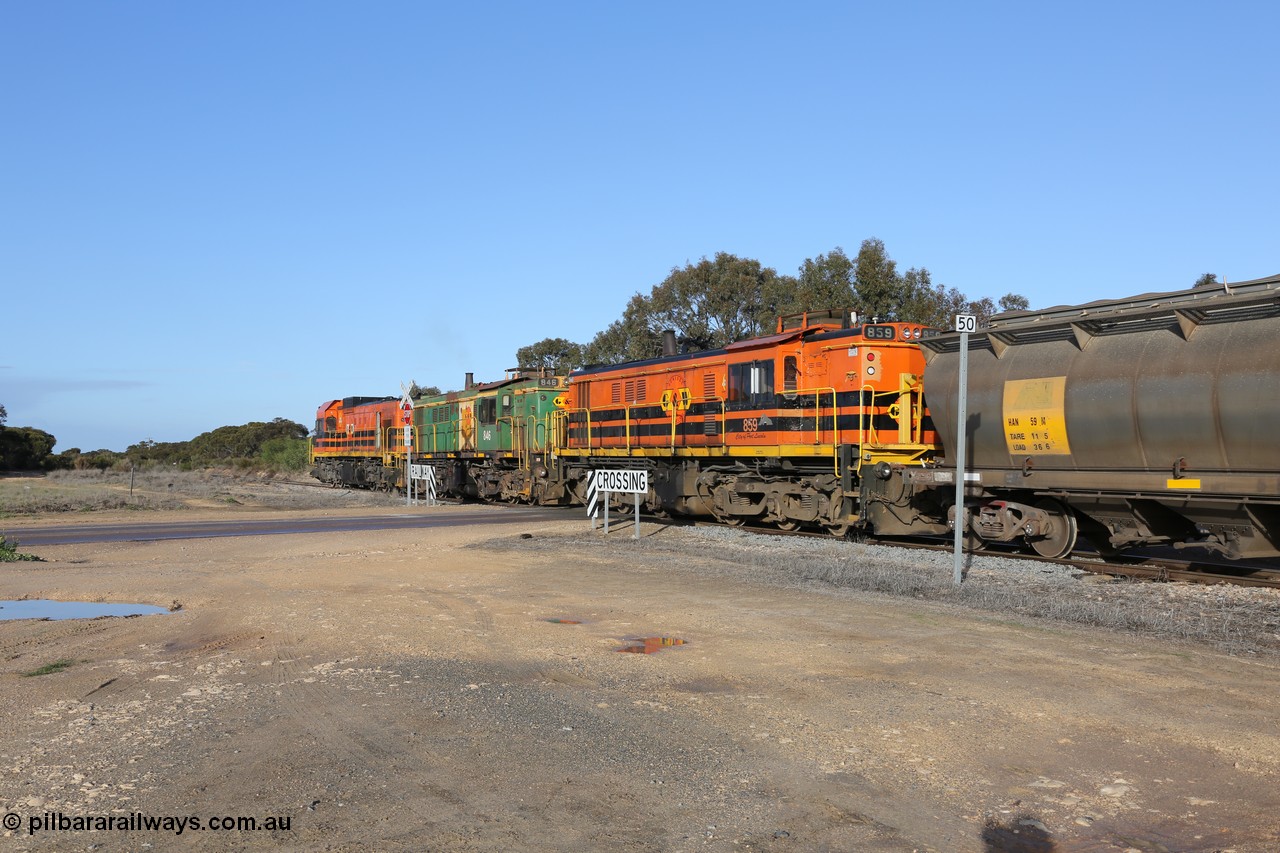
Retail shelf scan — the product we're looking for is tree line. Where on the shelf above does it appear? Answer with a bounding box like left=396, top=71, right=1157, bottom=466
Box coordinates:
left=516, top=238, right=1032, bottom=373
left=0, top=265, right=1228, bottom=470
left=0, top=409, right=311, bottom=473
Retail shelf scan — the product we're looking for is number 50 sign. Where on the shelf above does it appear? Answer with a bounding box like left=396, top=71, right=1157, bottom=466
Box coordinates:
left=954, top=314, right=977, bottom=333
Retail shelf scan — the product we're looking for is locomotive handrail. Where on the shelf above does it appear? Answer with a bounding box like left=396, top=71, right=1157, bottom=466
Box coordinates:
left=681, top=395, right=726, bottom=450
left=381, top=422, right=417, bottom=455
left=787, top=386, right=838, bottom=473
left=788, top=386, right=838, bottom=442
left=856, top=383, right=884, bottom=474
left=498, top=415, right=528, bottom=464
left=554, top=407, right=595, bottom=452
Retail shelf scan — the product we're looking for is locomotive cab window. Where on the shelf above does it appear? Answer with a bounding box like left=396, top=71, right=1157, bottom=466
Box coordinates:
left=783, top=356, right=799, bottom=397
left=728, top=360, right=774, bottom=409
left=476, top=397, right=497, bottom=424
left=501, top=394, right=512, bottom=416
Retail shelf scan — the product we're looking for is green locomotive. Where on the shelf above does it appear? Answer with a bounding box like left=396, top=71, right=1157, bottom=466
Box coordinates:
left=310, top=368, right=567, bottom=501
left=411, top=369, right=567, bottom=502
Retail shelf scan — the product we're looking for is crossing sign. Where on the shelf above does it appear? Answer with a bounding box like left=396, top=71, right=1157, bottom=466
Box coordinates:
left=586, top=469, right=648, bottom=538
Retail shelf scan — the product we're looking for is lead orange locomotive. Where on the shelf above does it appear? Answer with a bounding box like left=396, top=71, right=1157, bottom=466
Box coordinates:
left=549, top=309, right=943, bottom=533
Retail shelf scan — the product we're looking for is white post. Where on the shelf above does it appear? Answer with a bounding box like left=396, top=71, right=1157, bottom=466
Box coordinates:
left=634, top=491, right=641, bottom=539
left=953, top=314, right=975, bottom=585
left=401, top=396, right=413, bottom=509
left=604, top=491, right=610, bottom=534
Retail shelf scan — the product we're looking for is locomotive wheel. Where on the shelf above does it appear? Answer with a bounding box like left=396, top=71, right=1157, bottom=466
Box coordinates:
left=823, top=523, right=850, bottom=537
left=775, top=520, right=800, bottom=532
left=1030, top=499, right=1078, bottom=559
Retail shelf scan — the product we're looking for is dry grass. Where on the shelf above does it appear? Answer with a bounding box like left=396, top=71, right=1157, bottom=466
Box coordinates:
left=0, top=469, right=398, bottom=516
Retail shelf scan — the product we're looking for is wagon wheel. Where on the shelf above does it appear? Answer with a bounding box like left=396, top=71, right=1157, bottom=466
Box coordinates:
left=1030, top=498, right=1078, bottom=559
left=775, top=520, right=800, bottom=532
left=722, top=515, right=746, bottom=527
left=823, top=523, right=850, bottom=538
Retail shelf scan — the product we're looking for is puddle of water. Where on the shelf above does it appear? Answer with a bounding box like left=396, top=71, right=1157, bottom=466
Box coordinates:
left=617, top=637, right=687, bottom=654
left=0, top=600, right=170, bottom=621
left=546, top=618, right=583, bottom=625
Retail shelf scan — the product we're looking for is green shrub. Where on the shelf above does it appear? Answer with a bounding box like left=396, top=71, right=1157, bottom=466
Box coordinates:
left=0, top=535, right=41, bottom=562
left=259, top=437, right=310, bottom=472
left=22, top=659, right=75, bottom=677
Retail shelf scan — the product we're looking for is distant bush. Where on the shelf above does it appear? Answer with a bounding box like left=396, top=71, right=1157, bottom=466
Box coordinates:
left=2, top=417, right=311, bottom=474
left=0, top=426, right=58, bottom=470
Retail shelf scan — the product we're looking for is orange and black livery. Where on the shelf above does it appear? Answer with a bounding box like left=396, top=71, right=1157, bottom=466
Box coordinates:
left=551, top=310, right=942, bottom=533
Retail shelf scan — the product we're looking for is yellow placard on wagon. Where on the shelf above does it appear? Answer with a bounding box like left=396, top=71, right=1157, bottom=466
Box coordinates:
left=1002, top=377, right=1071, bottom=456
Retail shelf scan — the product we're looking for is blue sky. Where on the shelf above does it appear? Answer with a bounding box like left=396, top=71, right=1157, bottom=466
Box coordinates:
left=3, top=2, right=1276, bottom=452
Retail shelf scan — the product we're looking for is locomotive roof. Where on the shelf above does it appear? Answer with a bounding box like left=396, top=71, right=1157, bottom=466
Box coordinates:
left=573, top=347, right=730, bottom=377
left=417, top=374, right=539, bottom=403
left=572, top=323, right=921, bottom=377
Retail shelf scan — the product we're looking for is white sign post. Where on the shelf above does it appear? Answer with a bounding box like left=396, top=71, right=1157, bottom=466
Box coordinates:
left=409, top=463, right=437, bottom=506
left=401, top=396, right=413, bottom=508
left=952, top=314, right=976, bottom=584
left=587, top=469, right=648, bottom=539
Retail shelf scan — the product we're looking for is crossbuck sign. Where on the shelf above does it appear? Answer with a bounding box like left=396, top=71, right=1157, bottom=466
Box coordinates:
left=586, top=469, right=649, bottom=538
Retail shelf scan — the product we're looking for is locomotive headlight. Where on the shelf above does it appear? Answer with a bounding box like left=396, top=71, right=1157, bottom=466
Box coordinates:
left=866, top=365, right=877, bottom=376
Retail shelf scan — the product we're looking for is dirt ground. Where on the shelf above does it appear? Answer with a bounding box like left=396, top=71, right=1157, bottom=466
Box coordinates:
left=1, top=477, right=1279, bottom=852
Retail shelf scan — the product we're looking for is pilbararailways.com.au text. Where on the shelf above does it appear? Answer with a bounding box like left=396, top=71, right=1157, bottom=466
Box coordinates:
left=7, top=810, right=292, bottom=836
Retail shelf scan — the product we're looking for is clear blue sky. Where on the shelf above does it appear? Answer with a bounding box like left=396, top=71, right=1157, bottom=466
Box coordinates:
left=3, top=2, right=1276, bottom=452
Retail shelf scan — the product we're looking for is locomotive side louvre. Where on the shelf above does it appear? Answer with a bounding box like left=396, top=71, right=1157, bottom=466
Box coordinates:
left=552, top=316, right=942, bottom=532
left=914, top=272, right=1280, bottom=559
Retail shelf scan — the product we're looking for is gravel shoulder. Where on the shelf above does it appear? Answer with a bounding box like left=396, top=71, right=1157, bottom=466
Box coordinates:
left=1, top=477, right=1278, bottom=851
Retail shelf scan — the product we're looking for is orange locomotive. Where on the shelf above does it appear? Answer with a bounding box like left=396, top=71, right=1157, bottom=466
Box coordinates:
left=310, top=396, right=404, bottom=490
left=550, top=310, right=943, bottom=534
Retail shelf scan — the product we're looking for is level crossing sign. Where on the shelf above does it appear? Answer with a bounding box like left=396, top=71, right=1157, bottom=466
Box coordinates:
left=408, top=463, right=437, bottom=505
left=586, top=469, right=649, bottom=539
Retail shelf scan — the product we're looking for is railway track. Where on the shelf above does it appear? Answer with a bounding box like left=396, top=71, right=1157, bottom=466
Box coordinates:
left=294, top=478, right=1280, bottom=590
left=685, top=517, right=1280, bottom=589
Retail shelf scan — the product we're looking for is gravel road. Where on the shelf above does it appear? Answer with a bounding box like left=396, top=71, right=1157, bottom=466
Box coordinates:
left=1, top=498, right=1278, bottom=852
